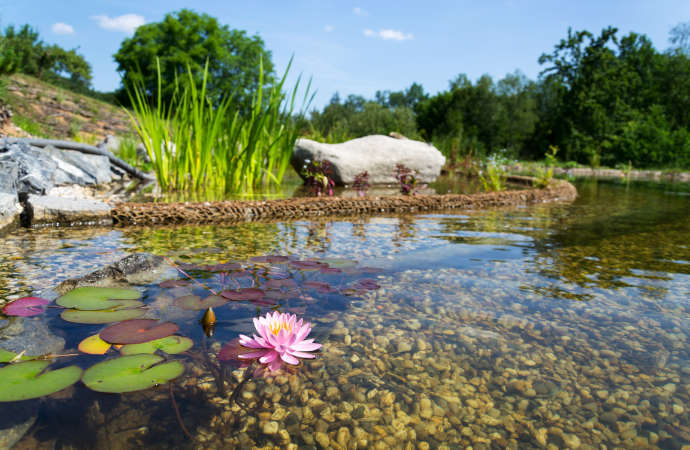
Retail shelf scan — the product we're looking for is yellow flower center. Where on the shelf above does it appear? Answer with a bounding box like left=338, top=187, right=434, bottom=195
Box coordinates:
left=270, top=321, right=292, bottom=335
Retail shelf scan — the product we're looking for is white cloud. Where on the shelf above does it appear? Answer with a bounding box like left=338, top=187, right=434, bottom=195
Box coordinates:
left=379, top=29, right=414, bottom=41
left=363, top=28, right=414, bottom=41
left=51, top=22, right=74, bottom=35
left=353, top=7, right=368, bottom=16
left=91, top=14, right=145, bottom=34
left=324, top=24, right=335, bottom=32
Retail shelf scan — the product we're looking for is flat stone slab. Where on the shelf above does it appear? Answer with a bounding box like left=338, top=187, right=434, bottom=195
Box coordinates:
left=292, top=135, right=446, bottom=185
left=26, top=194, right=112, bottom=227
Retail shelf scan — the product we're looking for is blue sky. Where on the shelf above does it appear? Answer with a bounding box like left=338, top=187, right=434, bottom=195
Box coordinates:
left=1, top=1, right=688, bottom=110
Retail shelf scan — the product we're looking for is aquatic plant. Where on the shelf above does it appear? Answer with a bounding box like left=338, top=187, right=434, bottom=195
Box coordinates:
left=394, top=163, right=421, bottom=195
left=479, top=163, right=507, bottom=192
left=352, top=171, right=370, bottom=196
left=533, top=166, right=553, bottom=189
left=126, top=57, right=313, bottom=193
left=545, top=145, right=559, bottom=166
left=301, top=159, right=335, bottom=196
left=237, top=311, right=322, bottom=372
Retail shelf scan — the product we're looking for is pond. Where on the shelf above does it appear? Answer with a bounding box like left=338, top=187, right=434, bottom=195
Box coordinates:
left=0, top=178, right=688, bottom=449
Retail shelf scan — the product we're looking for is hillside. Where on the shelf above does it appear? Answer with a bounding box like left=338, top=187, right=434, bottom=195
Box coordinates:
left=0, top=74, right=133, bottom=143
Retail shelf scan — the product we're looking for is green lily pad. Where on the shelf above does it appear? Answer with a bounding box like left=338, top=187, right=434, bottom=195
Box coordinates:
left=82, top=354, right=184, bottom=393
left=0, top=348, right=36, bottom=363
left=0, top=361, right=82, bottom=402
left=173, top=294, right=228, bottom=310
left=56, top=287, right=143, bottom=311
left=120, top=336, right=194, bottom=355
left=100, top=319, right=179, bottom=344
left=61, top=307, right=146, bottom=324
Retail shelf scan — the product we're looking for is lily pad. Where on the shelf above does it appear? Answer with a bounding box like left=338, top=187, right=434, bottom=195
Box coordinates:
left=218, top=338, right=244, bottom=365
left=0, top=361, right=82, bottom=402
left=251, top=255, right=289, bottom=263
left=100, top=319, right=179, bottom=345
left=56, top=287, right=142, bottom=311
left=120, top=336, right=193, bottom=355
left=0, top=348, right=36, bottom=363
left=264, top=279, right=297, bottom=289
left=78, top=334, right=112, bottom=355
left=220, top=288, right=264, bottom=301
left=81, top=354, right=184, bottom=393
left=319, top=258, right=357, bottom=268
left=61, top=307, right=146, bottom=324
left=303, top=281, right=337, bottom=293
left=173, top=295, right=227, bottom=310
left=2, top=297, right=51, bottom=317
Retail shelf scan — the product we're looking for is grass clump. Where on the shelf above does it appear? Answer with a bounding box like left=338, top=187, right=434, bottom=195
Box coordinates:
left=126, top=58, right=312, bottom=194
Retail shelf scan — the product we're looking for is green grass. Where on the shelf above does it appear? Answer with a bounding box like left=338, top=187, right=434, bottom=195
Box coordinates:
left=12, top=115, right=50, bottom=137
left=126, top=57, right=313, bottom=194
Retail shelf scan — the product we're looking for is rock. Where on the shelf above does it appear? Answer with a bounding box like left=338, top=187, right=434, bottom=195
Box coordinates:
left=0, top=316, right=66, bottom=355
left=562, top=433, right=581, bottom=449
left=0, top=141, right=113, bottom=195
left=56, top=253, right=167, bottom=293
left=262, top=421, right=279, bottom=435
left=24, top=194, right=112, bottom=227
left=0, top=400, right=38, bottom=449
left=97, top=135, right=120, bottom=154
left=291, top=135, right=445, bottom=185
left=0, top=192, right=20, bottom=233
left=314, top=431, right=330, bottom=448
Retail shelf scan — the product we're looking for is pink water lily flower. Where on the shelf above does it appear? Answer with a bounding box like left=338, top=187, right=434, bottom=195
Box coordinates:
left=238, top=311, right=322, bottom=372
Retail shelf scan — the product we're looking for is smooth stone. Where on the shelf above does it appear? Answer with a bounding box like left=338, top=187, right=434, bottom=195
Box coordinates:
left=262, top=421, right=279, bottom=435
left=314, top=431, right=330, bottom=448
left=291, top=135, right=445, bottom=185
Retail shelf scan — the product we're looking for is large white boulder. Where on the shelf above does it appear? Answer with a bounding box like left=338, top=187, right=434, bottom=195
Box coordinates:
left=291, top=135, right=445, bottom=185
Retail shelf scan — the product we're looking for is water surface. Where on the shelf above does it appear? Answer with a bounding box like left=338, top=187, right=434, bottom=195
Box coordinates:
left=1, top=178, right=688, bottom=449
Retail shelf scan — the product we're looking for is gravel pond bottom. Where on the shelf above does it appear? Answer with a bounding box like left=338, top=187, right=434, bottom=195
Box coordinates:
left=0, top=178, right=688, bottom=449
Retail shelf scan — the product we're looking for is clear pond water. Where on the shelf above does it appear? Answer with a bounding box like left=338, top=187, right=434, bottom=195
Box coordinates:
left=0, top=178, right=688, bottom=449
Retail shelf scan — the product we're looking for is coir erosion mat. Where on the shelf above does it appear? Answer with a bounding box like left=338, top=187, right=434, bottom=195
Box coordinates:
left=111, top=177, right=577, bottom=227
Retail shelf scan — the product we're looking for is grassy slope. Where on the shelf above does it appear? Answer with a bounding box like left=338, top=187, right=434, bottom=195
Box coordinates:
left=1, top=74, right=133, bottom=144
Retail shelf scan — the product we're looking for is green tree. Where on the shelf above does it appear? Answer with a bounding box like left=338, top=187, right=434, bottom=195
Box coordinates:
left=669, top=22, right=690, bottom=55
left=114, top=9, right=274, bottom=112
left=0, top=24, right=92, bottom=91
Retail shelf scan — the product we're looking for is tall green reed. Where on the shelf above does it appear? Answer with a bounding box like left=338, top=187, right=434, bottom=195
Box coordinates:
left=125, top=57, right=312, bottom=194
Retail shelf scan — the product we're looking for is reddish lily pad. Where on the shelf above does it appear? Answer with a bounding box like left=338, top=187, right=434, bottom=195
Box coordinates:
left=264, top=279, right=297, bottom=289
left=120, top=336, right=193, bottom=355
left=56, top=287, right=142, bottom=311
left=289, top=260, right=325, bottom=270
left=251, top=255, right=289, bottom=263
left=220, top=288, right=264, bottom=301
left=61, top=307, right=146, bottom=324
left=81, top=354, right=184, bottom=393
left=202, top=262, right=242, bottom=272
left=0, top=361, right=82, bottom=402
left=353, top=278, right=381, bottom=290
left=173, top=295, right=228, bottom=310
left=2, top=297, right=50, bottom=317
left=100, top=319, right=179, bottom=345
left=303, top=281, right=337, bottom=293
left=263, top=289, right=300, bottom=300
left=218, top=338, right=245, bottom=365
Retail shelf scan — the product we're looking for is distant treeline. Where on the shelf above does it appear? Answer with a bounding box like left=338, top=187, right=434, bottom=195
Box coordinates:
left=1, top=14, right=689, bottom=169
left=308, top=25, right=690, bottom=169
left=0, top=24, right=117, bottom=103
